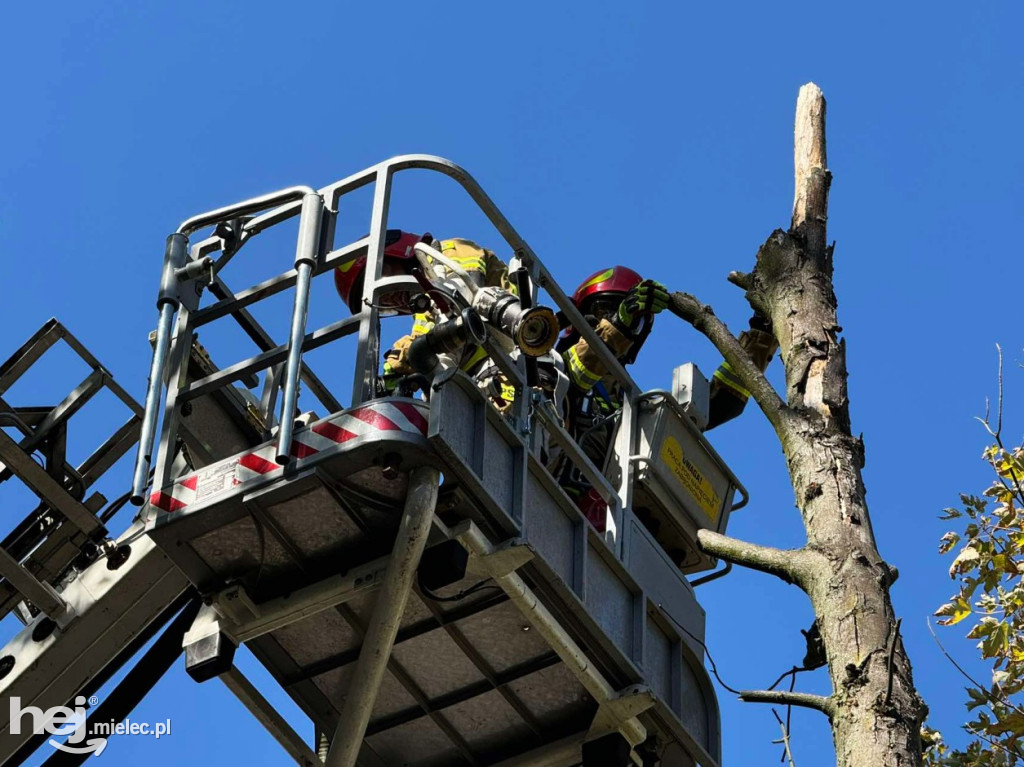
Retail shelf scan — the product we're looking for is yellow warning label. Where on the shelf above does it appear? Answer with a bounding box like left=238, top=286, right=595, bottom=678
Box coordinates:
left=660, top=436, right=721, bottom=523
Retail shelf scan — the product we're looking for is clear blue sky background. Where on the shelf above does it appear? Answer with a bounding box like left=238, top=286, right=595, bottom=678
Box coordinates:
left=1, top=2, right=1021, bottom=765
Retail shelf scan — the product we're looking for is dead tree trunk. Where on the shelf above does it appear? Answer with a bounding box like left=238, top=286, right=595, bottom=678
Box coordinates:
left=669, top=83, right=927, bottom=766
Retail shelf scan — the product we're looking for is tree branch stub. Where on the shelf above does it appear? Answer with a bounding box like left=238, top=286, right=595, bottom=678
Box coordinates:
left=739, top=689, right=836, bottom=719
left=697, top=529, right=820, bottom=589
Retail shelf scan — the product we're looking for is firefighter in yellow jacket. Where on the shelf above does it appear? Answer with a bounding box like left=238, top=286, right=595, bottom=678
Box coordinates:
left=381, top=236, right=515, bottom=387
left=555, top=266, right=777, bottom=529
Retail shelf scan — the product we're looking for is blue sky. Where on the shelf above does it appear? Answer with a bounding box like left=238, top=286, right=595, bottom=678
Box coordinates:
left=1, top=2, right=1022, bottom=764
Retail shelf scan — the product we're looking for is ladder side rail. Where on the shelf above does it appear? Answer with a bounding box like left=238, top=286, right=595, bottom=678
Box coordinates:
left=0, top=427, right=104, bottom=538
left=0, top=529, right=189, bottom=763
left=0, top=320, right=64, bottom=394
left=15, top=369, right=106, bottom=455
left=0, top=543, right=68, bottom=621
left=56, top=324, right=133, bottom=394
left=77, top=416, right=141, bottom=489
left=0, top=321, right=143, bottom=489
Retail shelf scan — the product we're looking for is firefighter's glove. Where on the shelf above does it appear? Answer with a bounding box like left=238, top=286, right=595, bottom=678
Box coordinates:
left=380, top=358, right=401, bottom=394
left=616, top=280, right=669, bottom=331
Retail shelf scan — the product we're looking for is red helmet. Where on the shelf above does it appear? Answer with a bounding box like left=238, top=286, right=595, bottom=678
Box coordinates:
left=557, top=266, right=648, bottom=354
left=571, top=266, right=643, bottom=315
left=334, top=229, right=423, bottom=314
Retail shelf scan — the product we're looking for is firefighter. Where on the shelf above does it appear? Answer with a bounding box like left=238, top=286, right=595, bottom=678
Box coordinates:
left=333, top=229, right=426, bottom=317
left=333, top=231, right=517, bottom=393
left=555, top=266, right=777, bottom=529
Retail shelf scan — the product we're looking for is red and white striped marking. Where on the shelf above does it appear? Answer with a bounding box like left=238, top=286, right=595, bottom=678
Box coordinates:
left=150, top=401, right=428, bottom=513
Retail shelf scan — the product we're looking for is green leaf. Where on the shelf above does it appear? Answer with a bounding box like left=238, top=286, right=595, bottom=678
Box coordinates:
left=984, top=711, right=1024, bottom=736
left=937, top=597, right=973, bottom=626
left=980, top=622, right=1010, bottom=659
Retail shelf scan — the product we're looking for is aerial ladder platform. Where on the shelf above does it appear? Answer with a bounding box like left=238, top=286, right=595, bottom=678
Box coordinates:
left=0, top=156, right=748, bottom=767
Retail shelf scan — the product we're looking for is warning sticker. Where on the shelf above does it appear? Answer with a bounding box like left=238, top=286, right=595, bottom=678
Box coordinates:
left=193, top=461, right=239, bottom=503
left=660, top=435, right=721, bottom=523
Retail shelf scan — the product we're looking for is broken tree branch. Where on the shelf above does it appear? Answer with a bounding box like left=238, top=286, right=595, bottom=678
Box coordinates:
left=739, top=689, right=835, bottom=719
left=667, top=291, right=788, bottom=431
left=697, top=530, right=818, bottom=588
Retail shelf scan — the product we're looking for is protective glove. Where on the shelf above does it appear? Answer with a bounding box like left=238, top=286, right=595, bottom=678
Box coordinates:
left=380, top=358, right=401, bottom=394
left=616, top=280, right=669, bottom=331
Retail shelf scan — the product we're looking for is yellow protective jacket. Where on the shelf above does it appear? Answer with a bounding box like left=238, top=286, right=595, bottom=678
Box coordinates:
left=563, top=319, right=778, bottom=431
left=561, top=319, right=633, bottom=393
left=385, top=238, right=512, bottom=376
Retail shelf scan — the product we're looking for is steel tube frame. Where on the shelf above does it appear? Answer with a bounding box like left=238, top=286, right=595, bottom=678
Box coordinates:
left=141, top=155, right=662, bottom=550
left=324, top=465, right=440, bottom=767
left=207, top=275, right=343, bottom=417
left=132, top=186, right=318, bottom=504
left=178, top=316, right=363, bottom=403
left=131, top=302, right=178, bottom=505
left=350, top=169, right=393, bottom=405
left=177, top=185, right=315, bottom=236
left=277, top=193, right=323, bottom=464
left=132, top=231, right=190, bottom=505
left=191, top=237, right=369, bottom=328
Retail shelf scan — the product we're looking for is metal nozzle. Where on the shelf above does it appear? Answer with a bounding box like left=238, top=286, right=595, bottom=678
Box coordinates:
left=472, top=287, right=559, bottom=358
left=512, top=306, right=559, bottom=357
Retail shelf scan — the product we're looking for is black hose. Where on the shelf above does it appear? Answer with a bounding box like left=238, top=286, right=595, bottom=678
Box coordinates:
left=407, top=309, right=486, bottom=377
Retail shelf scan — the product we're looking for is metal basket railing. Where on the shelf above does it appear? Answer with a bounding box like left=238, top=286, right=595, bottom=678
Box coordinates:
left=129, top=155, right=656, bottom=553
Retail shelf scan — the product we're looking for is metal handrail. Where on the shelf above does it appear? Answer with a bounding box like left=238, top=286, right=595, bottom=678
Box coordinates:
left=132, top=186, right=323, bottom=504
left=134, top=156, right=657, bottom=546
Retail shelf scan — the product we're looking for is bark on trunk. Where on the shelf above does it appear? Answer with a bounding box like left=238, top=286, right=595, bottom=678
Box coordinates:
left=669, top=83, right=927, bottom=766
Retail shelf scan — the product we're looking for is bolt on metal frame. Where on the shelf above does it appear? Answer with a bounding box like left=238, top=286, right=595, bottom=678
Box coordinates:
left=129, top=155, right=648, bottom=555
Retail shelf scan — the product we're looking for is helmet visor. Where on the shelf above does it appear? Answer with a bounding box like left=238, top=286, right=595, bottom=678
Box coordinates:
left=587, top=295, right=624, bottom=323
